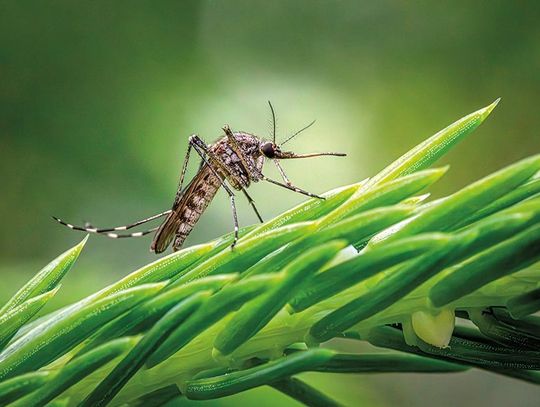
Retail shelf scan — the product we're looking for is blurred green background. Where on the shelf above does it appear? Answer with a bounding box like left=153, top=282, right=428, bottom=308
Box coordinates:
left=1, top=1, right=539, bottom=406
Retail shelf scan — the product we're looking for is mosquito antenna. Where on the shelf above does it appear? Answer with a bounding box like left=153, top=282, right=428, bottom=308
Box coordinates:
left=268, top=100, right=276, bottom=144
left=280, top=119, right=316, bottom=146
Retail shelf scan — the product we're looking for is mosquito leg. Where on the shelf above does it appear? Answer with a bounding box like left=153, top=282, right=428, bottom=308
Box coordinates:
left=189, top=136, right=240, bottom=248
left=103, top=227, right=159, bottom=239
left=262, top=175, right=325, bottom=200
left=272, top=159, right=292, bottom=185
left=173, top=141, right=193, bottom=205
left=242, top=188, right=264, bottom=223
left=53, top=210, right=172, bottom=234
left=222, top=125, right=253, bottom=176
left=229, top=195, right=239, bottom=248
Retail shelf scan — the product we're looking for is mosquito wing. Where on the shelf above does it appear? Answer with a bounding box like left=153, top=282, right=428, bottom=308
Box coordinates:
left=151, top=164, right=223, bottom=253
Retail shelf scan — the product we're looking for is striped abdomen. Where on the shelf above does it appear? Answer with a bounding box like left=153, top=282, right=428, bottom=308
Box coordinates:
left=151, top=165, right=222, bottom=253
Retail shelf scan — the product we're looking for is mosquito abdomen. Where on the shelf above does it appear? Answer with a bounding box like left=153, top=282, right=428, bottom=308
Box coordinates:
left=151, top=164, right=223, bottom=253
left=173, top=181, right=221, bottom=249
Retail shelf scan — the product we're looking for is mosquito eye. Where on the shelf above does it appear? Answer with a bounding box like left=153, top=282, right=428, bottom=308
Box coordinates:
left=261, top=142, right=275, bottom=158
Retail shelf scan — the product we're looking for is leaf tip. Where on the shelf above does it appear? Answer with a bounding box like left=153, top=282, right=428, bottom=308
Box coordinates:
left=64, top=234, right=89, bottom=264
left=154, top=280, right=170, bottom=291
left=479, top=97, right=501, bottom=120
left=429, top=165, right=450, bottom=181
left=211, top=346, right=226, bottom=362
left=77, top=234, right=90, bottom=249
left=48, top=284, right=62, bottom=296
left=285, top=303, right=296, bottom=315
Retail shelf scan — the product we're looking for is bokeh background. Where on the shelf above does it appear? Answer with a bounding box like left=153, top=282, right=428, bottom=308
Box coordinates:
left=1, top=1, right=540, bottom=406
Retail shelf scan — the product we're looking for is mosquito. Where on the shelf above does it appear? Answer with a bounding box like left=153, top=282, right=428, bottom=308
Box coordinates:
left=54, top=102, right=346, bottom=253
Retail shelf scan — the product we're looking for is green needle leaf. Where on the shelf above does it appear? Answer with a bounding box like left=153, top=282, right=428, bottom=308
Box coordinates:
left=456, top=175, right=540, bottom=228
left=244, top=181, right=365, bottom=239
left=80, top=274, right=238, bottom=353
left=415, top=332, right=540, bottom=370
left=366, top=326, right=540, bottom=382
left=147, top=274, right=281, bottom=368
left=270, top=376, right=342, bottom=407
left=97, top=239, right=221, bottom=296
left=184, top=348, right=334, bottom=400
left=312, top=352, right=468, bottom=373
left=468, top=310, right=540, bottom=350
left=309, top=237, right=463, bottom=343
left=320, top=167, right=448, bottom=226
left=0, top=283, right=165, bottom=380
left=128, top=385, right=182, bottom=407
left=374, top=154, right=540, bottom=244
left=430, top=223, right=540, bottom=307
left=214, top=241, right=346, bottom=356
left=430, top=210, right=540, bottom=266
left=0, top=371, right=53, bottom=405
left=0, top=286, right=60, bottom=350
left=366, top=99, right=500, bottom=187
left=507, top=287, right=540, bottom=319
left=13, top=233, right=240, bottom=340
left=245, top=205, right=414, bottom=277
left=289, top=233, right=451, bottom=313
left=80, top=292, right=210, bottom=407
left=10, top=337, right=138, bottom=407
left=0, top=236, right=87, bottom=315
left=174, top=222, right=315, bottom=284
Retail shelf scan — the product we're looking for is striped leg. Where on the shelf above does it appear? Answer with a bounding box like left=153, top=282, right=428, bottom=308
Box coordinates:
left=189, top=135, right=240, bottom=248
left=52, top=210, right=171, bottom=238
left=221, top=127, right=264, bottom=224
left=102, top=227, right=159, bottom=239
left=273, top=159, right=293, bottom=186
left=262, top=175, right=325, bottom=200
left=172, top=139, right=194, bottom=206
left=242, top=188, right=264, bottom=223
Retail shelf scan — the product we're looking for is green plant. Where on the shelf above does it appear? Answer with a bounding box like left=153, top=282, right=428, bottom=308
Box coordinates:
left=1, top=99, right=539, bottom=406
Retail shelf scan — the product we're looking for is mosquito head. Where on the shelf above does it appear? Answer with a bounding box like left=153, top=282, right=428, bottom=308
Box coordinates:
left=261, top=102, right=346, bottom=160
left=260, top=141, right=281, bottom=159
